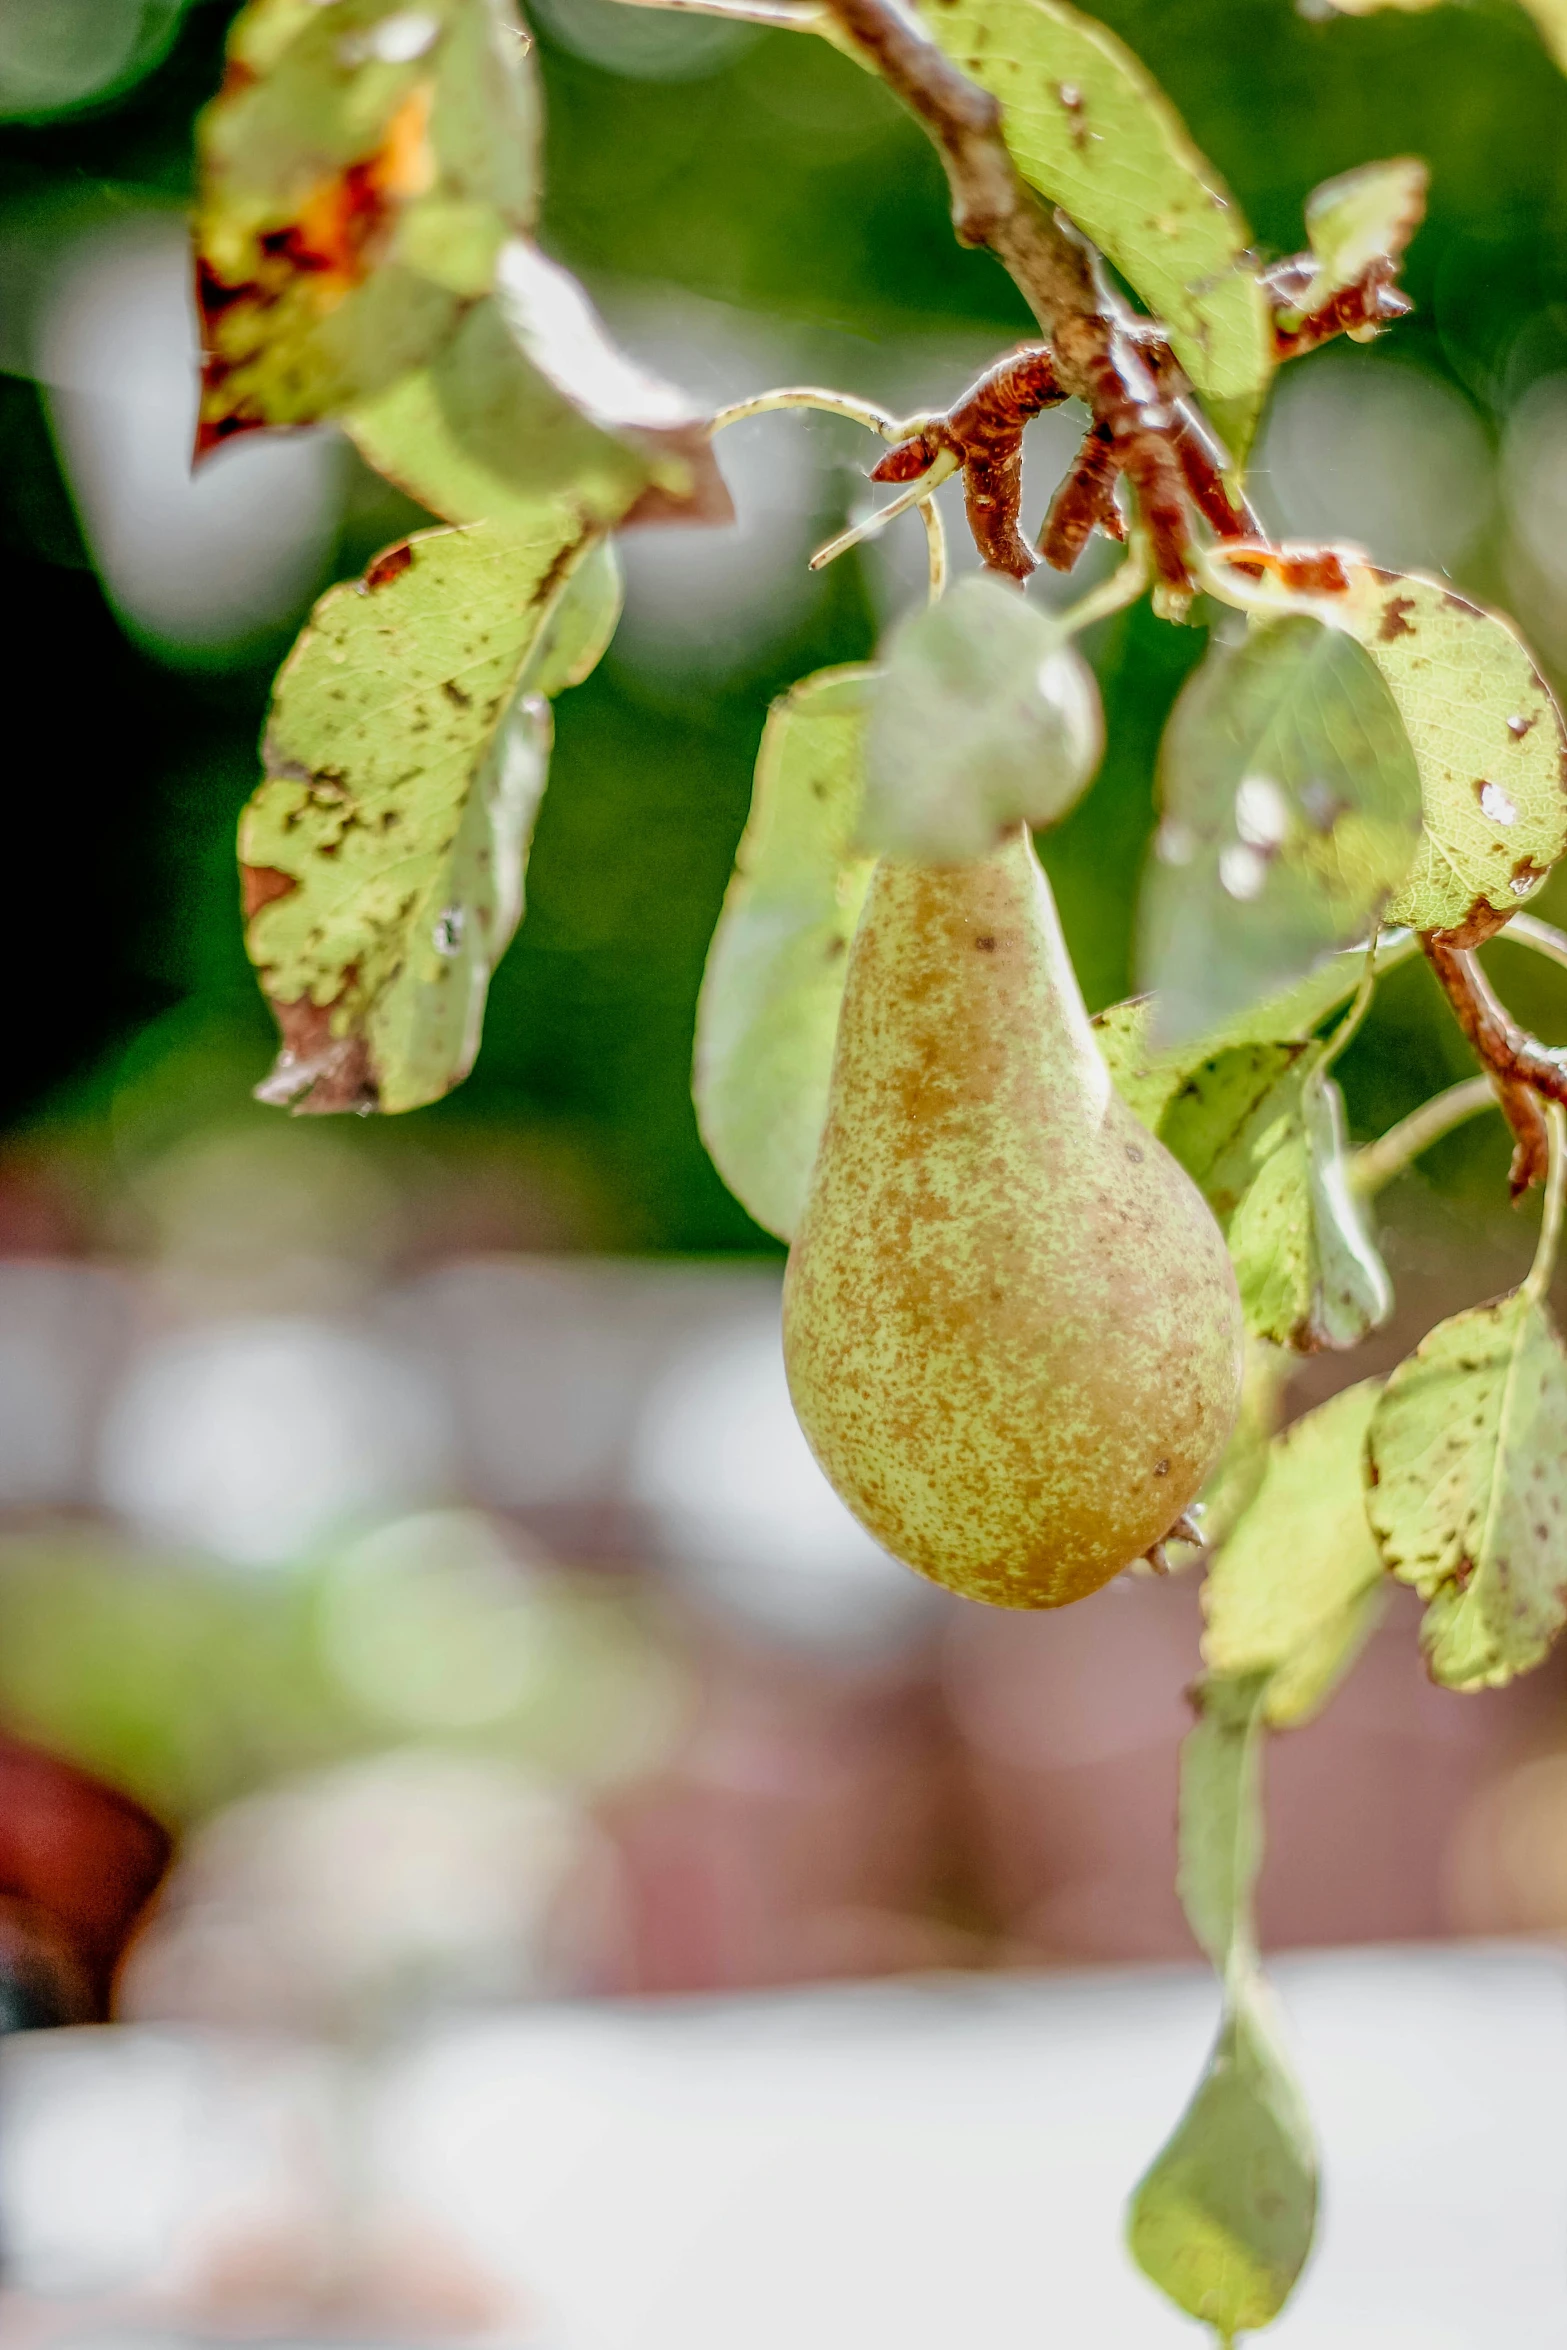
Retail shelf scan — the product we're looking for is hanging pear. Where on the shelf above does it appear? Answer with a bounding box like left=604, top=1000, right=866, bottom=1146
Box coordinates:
left=782, top=826, right=1245, bottom=1609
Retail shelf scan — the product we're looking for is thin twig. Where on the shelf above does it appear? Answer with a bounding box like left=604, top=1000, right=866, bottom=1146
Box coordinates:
left=1350, top=1076, right=1499, bottom=1197
left=1421, top=934, right=1567, bottom=1193
left=818, top=0, right=1214, bottom=590
left=709, top=384, right=949, bottom=599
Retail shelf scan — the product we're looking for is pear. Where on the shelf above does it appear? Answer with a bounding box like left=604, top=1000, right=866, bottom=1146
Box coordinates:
left=782, top=826, right=1245, bottom=1609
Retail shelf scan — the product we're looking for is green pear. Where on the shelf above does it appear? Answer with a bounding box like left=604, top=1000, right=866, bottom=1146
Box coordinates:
left=782, top=826, right=1245, bottom=1609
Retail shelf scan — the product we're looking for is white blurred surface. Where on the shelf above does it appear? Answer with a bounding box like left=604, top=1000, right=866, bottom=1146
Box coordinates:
left=1255, top=351, right=1493, bottom=575
left=37, top=215, right=347, bottom=656
left=4, top=1945, right=1564, bottom=2345
left=0, top=1261, right=133, bottom=1509
left=95, top=1315, right=456, bottom=1565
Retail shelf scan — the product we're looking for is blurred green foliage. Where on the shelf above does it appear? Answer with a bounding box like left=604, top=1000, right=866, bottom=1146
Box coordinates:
left=5, top=0, right=1567, bottom=1245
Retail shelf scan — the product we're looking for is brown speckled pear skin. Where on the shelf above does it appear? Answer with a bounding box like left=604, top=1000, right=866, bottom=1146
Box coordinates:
left=782, top=827, right=1244, bottom=1609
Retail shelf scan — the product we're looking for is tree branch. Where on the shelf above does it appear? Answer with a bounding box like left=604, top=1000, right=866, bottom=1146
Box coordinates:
left=1421, top=934, right=1567, bottom=1193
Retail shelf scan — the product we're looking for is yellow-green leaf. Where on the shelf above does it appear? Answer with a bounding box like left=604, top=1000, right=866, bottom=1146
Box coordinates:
left=1367, top=1289, right=1567, bottom=1689
left=1225, top=1067, right=1392, bottom=1351
left=345, top=255, right=730, bottom=533
left=1155, top=1043, right=1392, bottom=1350
left=242, top=514, right=606, bottom=1117
left=1192, top=1339, right=1292, bottom=1557
left=194, top=0, right=539, bottom=445
left=1294, top=157, right=1428, bottom=315
left=1204, top=1379, right=1388, bottom=1728
left=1091, top=942, right=1392, bottom=1133
left=694, top=667, right=876, bottom=1241
left=1129, top=1673, right=1318, bottom=2342
left=1128, top=1991, right=1318, bottom=2344
left=1176, top=1670, right=1270, bottom=1970
left=915, top=0, right=1273, bottom=449
left=1333, top=558, right=1567, bottom=934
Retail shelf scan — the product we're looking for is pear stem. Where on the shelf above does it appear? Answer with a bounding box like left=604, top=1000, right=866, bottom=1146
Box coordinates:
left=709, top=387, right=951, bottom=600
left=1350, top=1076, right=1498, bottom=1198
left=1525, top=1102, right=1567, bottom=1303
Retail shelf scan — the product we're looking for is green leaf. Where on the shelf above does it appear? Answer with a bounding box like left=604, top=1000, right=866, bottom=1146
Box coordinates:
left=1129, top=1673, right=1317, bottom=2343
left=915, top=0, right=1273, bottom=450
left=1293, top=157, right=1428, bottom=315
left=0, top=0, right=192, bottom=119
left=194, top=0, right=540, bottom=445
left=345, top=254, right=731, bottom=533
left=1152, top=1028, right=1391, bottom=1351
left=1176, top=1670, right=1270, bottom=1969
left=1225, top=1065, right=1392, bottom=1351
left=1367, top=1289, right=1567, bottom=1689
left=1128, top=1992, right=1318, bottom=2345
left=1092, top=945, right=1385, bottom=1133
left=1204, top=1379, right=1388, bottom=1728
left=1192, top=1339, right=1292, bottom=1557
left=242, top=514, right=603, bottom=1117
left=1138, top=614, right=1422, bottom=1046
left=1326, top=559, right=1567, bottom=934
left=694, top=667, right=877, bottom=1241
left=520, top=535, right=624, bottom=698
left=861, top=577, right=1103, bottom=862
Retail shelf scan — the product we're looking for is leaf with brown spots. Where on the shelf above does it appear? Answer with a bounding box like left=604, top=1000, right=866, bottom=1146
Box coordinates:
left=694, top=667, right=878, bottom=1241
left=1367, top=1288, right=1567, bottom=1689
left=914, top=0, right=1274, bottom=452
left=1092, top=940, right=1396, bottom=1132
left=194, top=0, right=540, bottom=445
left=241, top=515, right=621, bottom=1115
left=1327, top=558, right=1567, bottom=933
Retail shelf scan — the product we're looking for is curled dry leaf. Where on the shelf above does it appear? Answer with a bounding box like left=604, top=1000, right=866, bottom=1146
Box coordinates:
left=194, top=0, right=540, bottom=445
left=1366, top=1289, right=1567, bottom=1689
left=1292, top=157, right=1429, bottom=319
left=915, top=0, right=1275, bottom=449
left=242, top=516, right=619, bottom=1116
left=695, top=667, right=877, bottom=1242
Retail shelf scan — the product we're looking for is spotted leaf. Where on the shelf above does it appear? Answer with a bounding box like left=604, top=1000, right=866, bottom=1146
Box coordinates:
left=1367, top=1289, right=1567, bottom=1689
left=241, top=514, right=615, bottom=1116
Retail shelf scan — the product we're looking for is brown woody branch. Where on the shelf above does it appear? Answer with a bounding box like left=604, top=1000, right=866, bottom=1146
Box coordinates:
left=824, top=0, right=1407, bottom=593
left=1422, top=934, right=1567, bottom=1194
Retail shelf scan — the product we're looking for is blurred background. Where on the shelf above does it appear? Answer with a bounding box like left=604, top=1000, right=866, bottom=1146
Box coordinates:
left=6, top=0, right=1567, bottom=2331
